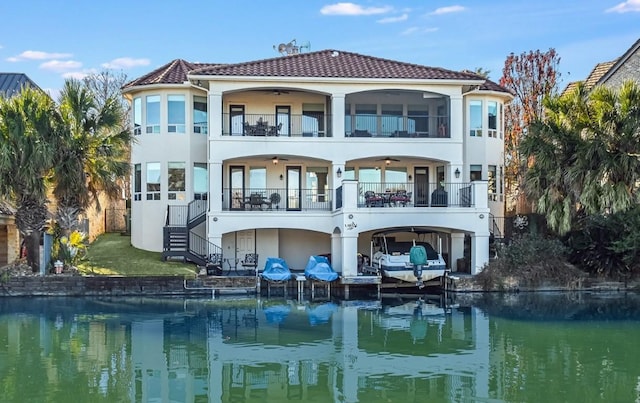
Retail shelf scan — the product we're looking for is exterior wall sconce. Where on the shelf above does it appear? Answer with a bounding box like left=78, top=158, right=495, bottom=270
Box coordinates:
left=408, top=174, right=412, bottom=181
left=336, top=167, right=342, bottom=178
left=454, top=168, right=460, bottom=179
left=272, top=157, right=279, bottom=165
left=279, top=174, right=284, bottom=181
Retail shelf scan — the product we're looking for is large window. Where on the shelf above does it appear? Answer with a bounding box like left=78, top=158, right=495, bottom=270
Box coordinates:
left=193, top=96, right=207, bottom=134
left=167, top=162, right=185, bottom=200
left=381, top=104, right=403, bottom=136
left=488, top=101, right=498, bottom=138
left=306, top=167, right=328, bottom=202
left=355, top=104, right=377, bottom=134
left=249, top=167, right=266, bottom=192
left=146, top=162, right=161, bottom=200
left=470, top=164, right=482, bottom=181
left=469, top=100, right=483, bottom=137
left=193, top=163, right=208, bottom=200
left=302, top=103, right=324, bottom=137
left=133, top=97, right=142, bottom=135
left=168, top=95, right=185, bottom=133
left=146, top=96, right=160, bottom=134
left=133, top=164, right=141, bottom=200
left=408, top=105, right=428, bottom=135
left=384, top=167, right=408, bottom=190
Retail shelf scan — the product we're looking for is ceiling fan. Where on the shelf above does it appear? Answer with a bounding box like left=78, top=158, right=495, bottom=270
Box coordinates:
left=266, top=156, right=289, bottom=165
left=376, top=157, right=401, bottom=165
left=261, top=89, right=290, bottom=96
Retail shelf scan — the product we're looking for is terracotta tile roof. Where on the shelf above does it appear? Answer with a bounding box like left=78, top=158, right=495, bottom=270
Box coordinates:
left=479, top=78, right=513, bottom=94
left=122, top=59, right=222, bottom=89
left=191, top=49, right=485, bottom=81
left=561, top=81, right=581, bottom=96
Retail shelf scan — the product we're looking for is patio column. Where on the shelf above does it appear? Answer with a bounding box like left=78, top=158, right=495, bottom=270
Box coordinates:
left=208, top=91, right=222, bottom=139
left=449, top=94, right=463, bottom=142
left=471, top=233, right=489, bottom=275
left=331, top=93, right=346, bottom=138
left=209, top=160, right=222, bottom=213
left=340, top=233, right=359, bottom=278
left=450, top=232, right=465, bottom=272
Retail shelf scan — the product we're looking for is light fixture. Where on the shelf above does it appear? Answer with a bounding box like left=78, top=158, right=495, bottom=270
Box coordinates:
left=408, top=174, right=412, bottom=181
left=336, top=167, right=342, bottom=178
left=272, top=157, right=278, bottom=165
left=279, top=174, right=284, bottom=181
left=385, top=159, right=391, bottom=166
left=455, top=168, right=460, bottom=178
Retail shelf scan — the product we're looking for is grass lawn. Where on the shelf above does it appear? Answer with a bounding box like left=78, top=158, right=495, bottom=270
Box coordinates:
left=78, top=233, right=198, bottom=277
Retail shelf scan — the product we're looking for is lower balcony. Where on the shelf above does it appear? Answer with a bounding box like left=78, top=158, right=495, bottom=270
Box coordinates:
left=222, top=188, right=333, bottom=211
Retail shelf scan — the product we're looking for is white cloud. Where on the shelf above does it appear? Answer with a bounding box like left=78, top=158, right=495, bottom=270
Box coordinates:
left=401, top=27, right=438, bottom=35
left=320, top=2, right=392, bottom=16
left=377, top=13, right=408, bottom=23
left=7, top=50, right=72, bottom=62
left=606, top=0, right=640, bottom=13
left=62, top=71, right=90, bottom=80
left=430, top=5, right=466, bottom=15
left=39, top=60, right=82, bottom=73
left=101, top=57, right=151, bottom=69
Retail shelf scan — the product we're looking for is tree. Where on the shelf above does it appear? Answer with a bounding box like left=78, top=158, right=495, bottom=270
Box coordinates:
left=500, top=49, right=561, bottom=215
left=473, top=67, right=491, bottom=79
left=521, top=80, right=640, bottom=235
left=53, top=78, right=131, bottom=236
left=0, top=87, right=59, bottom=271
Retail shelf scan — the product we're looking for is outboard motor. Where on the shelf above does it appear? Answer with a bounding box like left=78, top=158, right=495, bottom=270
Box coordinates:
left=409, top=242, right=427, bottom=288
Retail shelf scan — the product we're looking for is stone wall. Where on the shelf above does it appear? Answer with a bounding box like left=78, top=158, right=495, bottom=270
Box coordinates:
left=0, top=275, right=257, bottom=297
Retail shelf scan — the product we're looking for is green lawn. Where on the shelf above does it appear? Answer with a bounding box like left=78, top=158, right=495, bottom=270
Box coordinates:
left=78, top=233, right=198, bottom=277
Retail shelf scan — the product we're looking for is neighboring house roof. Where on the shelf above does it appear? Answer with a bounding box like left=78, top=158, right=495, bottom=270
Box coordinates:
left=124, top=50, right=512, bottom=94
left=561, top=81, right=581, bottom=96
left=584, top=60, right=618, bottom=89
left=479, top=78, right=513, bottom=94
left=597, top=37, right=640, bottom=86
left=0, top=73, right=40, bottom=98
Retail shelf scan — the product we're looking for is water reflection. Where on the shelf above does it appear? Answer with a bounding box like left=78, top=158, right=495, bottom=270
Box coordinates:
left=0, top=293, right=639, bottom=402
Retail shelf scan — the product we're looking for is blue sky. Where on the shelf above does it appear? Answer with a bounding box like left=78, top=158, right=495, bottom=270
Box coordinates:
left=1, top=0, right=638, bottom=97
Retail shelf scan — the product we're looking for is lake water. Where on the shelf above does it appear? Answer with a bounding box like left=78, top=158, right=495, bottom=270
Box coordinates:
left=1, top=292, right=639, bottom=402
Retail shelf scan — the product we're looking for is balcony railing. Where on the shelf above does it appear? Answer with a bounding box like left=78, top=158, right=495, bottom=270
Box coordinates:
left=222, top=114, right=332, bottom=137
left=358, top=182, right=474, bottom=207
left=223, top=188, right=333, bottom=211
left=346, top=114, right=450, bottom=138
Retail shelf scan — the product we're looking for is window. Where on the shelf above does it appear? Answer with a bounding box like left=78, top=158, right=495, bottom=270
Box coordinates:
left=133, top=98, right=142, bottom=135
left=306, top=167, right=328, bottom=202
left=384, top=167, right=407, bottom=190
left=167, top=162, right=185, bottom=200
left=302, top=103, right=324, bottom=137
left=470, top=164, right=482, bottom=181
left=168, top=95, right=185, bottom=133
left=355, top=104, right=377, bottom=134
left=381, top=104, right=403, bottom=137
left=146, top=162, right=161, bottom=200
left=343, top=166, right=356, bottom=180
left=437, top=166, right=445, bottom=188
left=133, top=164, right=141, bottom=200
left=145, top=96, right=160, bottom=134
left=249, top=167, right=266, bottom=193
left=193, top=163, right=208, bottom=200
left=408, top=104, right=428, bottom=135
left=488, top=165, right=497, bottom=200
left=469, top=100, right=482, bottom=137
left=499, top=104, right=504, bottom=139
left=488, top=101, right=498, bottom=138
left=193, top=96, right=207, bottom=134
left=230, top=105, right=244, bottom=136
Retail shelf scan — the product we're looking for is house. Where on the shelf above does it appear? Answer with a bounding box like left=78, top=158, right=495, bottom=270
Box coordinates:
left=562, top=37, right=640, bottom=94
left=0, top=73, right=42, bottom=267
left=122, top=49, right=512, bottom=277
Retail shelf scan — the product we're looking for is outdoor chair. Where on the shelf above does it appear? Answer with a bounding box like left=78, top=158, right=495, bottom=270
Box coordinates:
left=241, top=253, right=259, bottom=274
left=364, top=191, right=383, bottom=207
left=206, top=253, right=223, bottom=275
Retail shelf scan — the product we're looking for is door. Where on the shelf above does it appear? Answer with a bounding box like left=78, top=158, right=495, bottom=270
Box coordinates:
left=414, top=167, right=430, bottom=207
left=230, top=105, right=245, bottom=136
left=286, top=166, right=301, bottom=210
left=236, top=230, right=255, bottom=259
left=276, top=105, right=290, bottom=136
left=230, top=166, right=245, bottom=210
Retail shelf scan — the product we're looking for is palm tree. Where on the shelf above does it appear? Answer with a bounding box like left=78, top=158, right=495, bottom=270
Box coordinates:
left=521, top=80, right=640, bottom=234
left=54, top=78, right=131, bottom=236
left=0, top=87, right=59, bottom=271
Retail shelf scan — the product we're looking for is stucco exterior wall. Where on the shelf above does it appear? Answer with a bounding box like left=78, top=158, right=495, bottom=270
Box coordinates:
left=603, top=46, right=640, bottom=88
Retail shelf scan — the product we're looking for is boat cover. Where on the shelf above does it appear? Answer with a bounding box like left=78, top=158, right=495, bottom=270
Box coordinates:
left=261, top=257, right=292, bottom=282
left=304, top=255, right=339, bottom=282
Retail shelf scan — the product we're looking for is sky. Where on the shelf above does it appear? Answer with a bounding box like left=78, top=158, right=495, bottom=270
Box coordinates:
left=1, top=0, right=639, bottom=98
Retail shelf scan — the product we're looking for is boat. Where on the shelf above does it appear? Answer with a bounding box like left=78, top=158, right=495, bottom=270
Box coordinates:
left=260, top=257, right=292, bottom=283
left=369, top=227, right=447, bottom=285
left=304, top=255, right=339, bottom=282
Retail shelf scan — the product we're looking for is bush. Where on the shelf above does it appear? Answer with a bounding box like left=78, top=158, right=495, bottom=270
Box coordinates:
left=476, top=234, right=585, bottom=291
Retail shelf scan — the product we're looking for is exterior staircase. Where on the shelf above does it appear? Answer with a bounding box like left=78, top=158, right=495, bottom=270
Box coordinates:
left=162, top=199, right=221, bottom=267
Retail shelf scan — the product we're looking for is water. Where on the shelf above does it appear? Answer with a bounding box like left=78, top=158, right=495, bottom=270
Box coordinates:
left=1, top=293, right=639, bottom=402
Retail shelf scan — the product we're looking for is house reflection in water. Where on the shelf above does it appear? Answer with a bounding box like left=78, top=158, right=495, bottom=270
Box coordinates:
left=129, top=298, right=488, bottom=402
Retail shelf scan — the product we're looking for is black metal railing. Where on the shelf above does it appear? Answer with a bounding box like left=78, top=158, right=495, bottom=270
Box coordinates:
left=187, top=199, right=207, bottom=226
left=223, top=188, right=332, bottom=211
left=345, top=114, right=450, bottom=138
left=335, top=185, right=343, bottom=209
left=222, top=113, right=332, bottom=137
left=189, top=232, right=222, bottom=262
left=165, top=205, right=188, bottom=226
left=357, top=182, right=474, bottom=207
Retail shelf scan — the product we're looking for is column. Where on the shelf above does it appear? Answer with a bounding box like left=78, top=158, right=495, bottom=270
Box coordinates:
left=331, top=93, right=346, bottom=138
left=471, top=233, right=490, bottom=275
left=209, top=160, right=222, bottom=213
left=449, top=94, right=463, bottom=142
left=341, top=234, right=359, bottom=278
left=450, top=232, right=465, bottom=272
left=208, top=91, right=222, bottom=139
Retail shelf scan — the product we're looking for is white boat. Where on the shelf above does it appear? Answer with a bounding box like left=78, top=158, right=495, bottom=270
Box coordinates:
left=370, top=227, right=447, bottom=285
